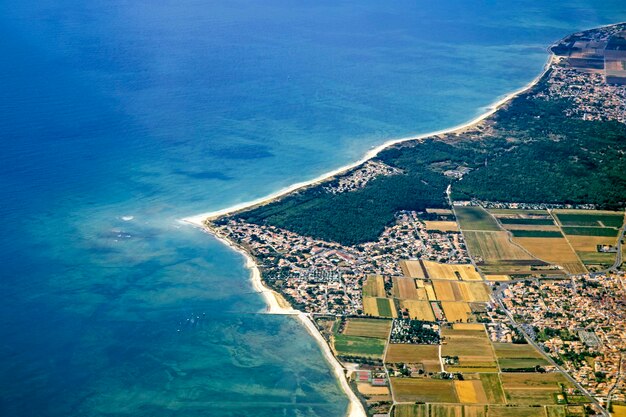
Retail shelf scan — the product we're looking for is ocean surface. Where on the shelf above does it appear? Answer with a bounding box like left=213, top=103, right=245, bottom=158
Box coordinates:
left=1, top=1, right=625, bottom=416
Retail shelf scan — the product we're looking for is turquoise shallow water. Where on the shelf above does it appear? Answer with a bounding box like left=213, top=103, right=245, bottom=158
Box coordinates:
left=1, top=1, right=626, bottom=416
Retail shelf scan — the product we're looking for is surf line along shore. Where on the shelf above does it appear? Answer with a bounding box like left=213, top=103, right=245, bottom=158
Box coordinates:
left=182, top=48, right=557, bottom=417
left=193, top=224, right=367, bottom=417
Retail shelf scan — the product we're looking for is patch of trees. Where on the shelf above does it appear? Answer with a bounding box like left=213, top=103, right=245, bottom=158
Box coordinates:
left=230, top=79, right=626, bottom=245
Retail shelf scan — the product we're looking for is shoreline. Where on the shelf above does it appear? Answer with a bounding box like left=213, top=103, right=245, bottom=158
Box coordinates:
left=182, top=54, right=553, bottom=227
left=196, top=224, right=367, bottom=417
left=182, top=49, right=556, bottom=417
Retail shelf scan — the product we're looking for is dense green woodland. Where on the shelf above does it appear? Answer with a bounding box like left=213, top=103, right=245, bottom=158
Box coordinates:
left=229, top=74, right=626, bottom=246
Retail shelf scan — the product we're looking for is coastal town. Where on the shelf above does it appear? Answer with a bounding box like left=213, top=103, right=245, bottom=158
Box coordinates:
left=198, top=23, right=626, bottom=417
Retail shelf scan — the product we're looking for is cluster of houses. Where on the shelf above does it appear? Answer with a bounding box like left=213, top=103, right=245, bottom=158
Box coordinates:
left=213, top=209, right=469, bottom=314
left=499, top=273, right=626, bottom=405
left=323, top=160, right=402, bottom=194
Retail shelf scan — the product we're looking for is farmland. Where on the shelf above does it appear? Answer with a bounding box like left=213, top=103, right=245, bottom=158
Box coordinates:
left=400, top=299, right=436, bottom=321
left=500, top=373, right=571, bottom=405
left=493, top=343, right=549, bottom=371
left=342, top=318, right=392, bottom=339
left=391, top=378, right=459, bottom=403
left=363, top=274, right=386, bottom=297
left=441, top=327, right=498, bottom=371
left=455, top=206, right=501, bottom=231
left=422, top=260, right=483, bottom=281
left=385, top=344, right=441, bottom=372
left=463, top=231, right=536, bottom=263
left=333, top=334, right=386, bottom=358
left=441, top=302, right=473, bottom=323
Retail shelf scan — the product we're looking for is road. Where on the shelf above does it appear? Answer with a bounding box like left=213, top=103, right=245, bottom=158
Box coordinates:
left=493, top=295, right=610, bottom=417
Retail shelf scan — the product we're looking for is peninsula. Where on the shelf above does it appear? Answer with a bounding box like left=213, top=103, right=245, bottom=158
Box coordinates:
left=186, top=23, right=626, bottom=417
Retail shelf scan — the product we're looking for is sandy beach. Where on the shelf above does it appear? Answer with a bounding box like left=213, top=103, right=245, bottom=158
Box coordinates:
left=195, top=224, right=367, bottom=416
left=182, top=55, right=553, bottom=227
left=181, top=49, right=556, bottom=417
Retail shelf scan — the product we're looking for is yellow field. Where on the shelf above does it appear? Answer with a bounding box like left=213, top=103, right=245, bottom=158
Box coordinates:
left=453, top=323, right=486, bottom=331
left=425, top=221, right=459, bottom=232
left=356, top=383, right=390, bottom=396
left=390, top=378, right=459, bottom=403
left=422, top=260, right=483, bottom=281
left=433, top=280, right=456, bottom=300
left=567, top=235, right=619, bottom=251
left=394, top=277, right=421, bottom=299
left=513, top=237, right=586, bottom=274
left=455, top=380, right=489, bottom=404
left=464, top=231, right=535, bottom=262
left=363, top=297, right=379, bottom=316
left=441, top=301, right=472, bottom=322
left=485, top=275, right=510, bottom=281
left=400, top=299, right=436, bottom=321
left=427, top=208, right=454, bottom=215
left=431, top=281, right=490, bottom=302
left=612, top=404, right=626, bottom=417
left=401, top=260, right=428, bottom=278
left=425, top=283, right=437, bottom=301
left=363, top=274, right=386, bottom=297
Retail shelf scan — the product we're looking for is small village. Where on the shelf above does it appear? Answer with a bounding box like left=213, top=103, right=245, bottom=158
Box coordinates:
left=213, top=209, right=469, bottom=314
left=498, top=273, right=626, bottom=407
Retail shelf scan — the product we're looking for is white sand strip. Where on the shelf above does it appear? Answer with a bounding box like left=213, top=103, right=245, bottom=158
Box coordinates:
left=182, top=54, right=553, bottom=227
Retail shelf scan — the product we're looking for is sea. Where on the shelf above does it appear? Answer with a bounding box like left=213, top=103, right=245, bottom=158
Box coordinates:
left=1, top=1, right=625, bottom=416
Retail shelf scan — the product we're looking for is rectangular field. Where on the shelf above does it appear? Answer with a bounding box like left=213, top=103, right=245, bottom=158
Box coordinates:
left=511, top=230, right=564, bottom=238
left=425, top=221, right=460, bottom=232
left=333, top=334, right=386, bottom=358
left=455, top=206, right=501, bottom=231
left=390, top=378, right=459, bottom=403
left=500, top=372, right=570, bottom=405
left=487, top=406, right=548, bottom=417
left=393, top=404, right=428, bottom=417
left=342, top=318, right=392, bottom=339
left=385, top=344, right=441, bottom=373
left=455, top=380, right=488, bottom=404
left=400, top=299, right=436, bottom=321
left=376, top=297, right=397, bottom=318
left=561, top=227, right=620, bottom=236
left=401, top=260, right=428, bottom=278
left=394, top=277, right=421, bottom=299
left=363, top=297, right=379, bottom=316
left=442, top=327, right=497, bottom=371
left=441, top=301, right=472, bottom=323
left=363, top=274, right=386, bottom=297
left=512, top=237, right=586, bottom=274
left=480, top=373, right=506, bottom=404
left=464, top=231, right=537, bottom=262
left=499, top=218, right=555, bottom=225
left=422, top=260, right=483, bottom=281
left=433, top=281, right=490, bottom=302
left=554, top=211, right=624, bottom=227
left=430, top=404, right=463, bottom=417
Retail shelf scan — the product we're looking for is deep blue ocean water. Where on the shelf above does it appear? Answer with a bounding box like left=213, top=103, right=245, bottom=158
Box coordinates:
left=1, top=1, right=625, bottom=416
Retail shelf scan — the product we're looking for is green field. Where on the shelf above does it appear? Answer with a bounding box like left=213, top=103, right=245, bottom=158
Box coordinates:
left=333, top=334, right=386, bottom=358
left=480, top=373, right=506, bottom=404
left=377, top=297, right=394, bottom=317
left=394, top=404, right=428, bottom=417
left=342, top=318, right=391, bottom=339
left=493, top=343, right=549, bottom=370
left=545, top=406, right=567, bottom=417
left=511, top=230, right=563, bottom=238
left=487, top=406, right=548, bottom=417
left=499, top=218, right=555, bottom=225
left=455, top=206, right=501, bottom=231
left=555, top=213, right=624, bottom=227
left=561, top=227, right=620, bottom=236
